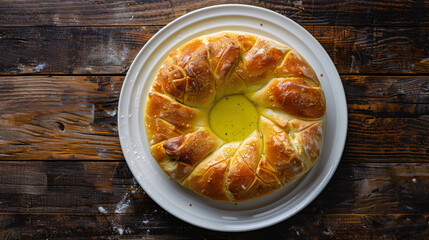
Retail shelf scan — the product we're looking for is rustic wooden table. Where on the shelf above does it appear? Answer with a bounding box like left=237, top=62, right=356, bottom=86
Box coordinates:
left=1, top=1, right=428, bottom=239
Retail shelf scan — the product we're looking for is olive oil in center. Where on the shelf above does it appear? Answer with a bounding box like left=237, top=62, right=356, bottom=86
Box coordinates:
left=209, top=95, right=258, bottom=142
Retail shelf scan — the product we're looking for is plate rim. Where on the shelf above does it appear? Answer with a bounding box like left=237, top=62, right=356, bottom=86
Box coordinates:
left=118, top=4, right=348, bottom=232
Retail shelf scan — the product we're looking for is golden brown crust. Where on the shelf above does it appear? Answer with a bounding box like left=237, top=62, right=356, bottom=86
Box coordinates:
left=205, top=33, right=241, bottom=98
left=230, top=32, right=257, bottom=53
left=152, top=127, right=221, bottom=182
left=182, top=142, right=240, bottom=201
left=145, top=31, right=326, bottom=202
left=232, top=175, right=282, bottom=201
left=145, top=116, right=182, bottom=145
left=252, top=77, right=326, bottom=119
left=145, top=91, right=201, bottom=145
left=235, top=37, right=290, bottom=88
left=274, top=50, right=319, bottom=86
left=260, top=116, right=306, bottom=185
left=152, top=58, right=187, bottom=102
left=170, top=39, right=216, bottom=108
left=145, top=91, right=199, bottom=131
left=260, top=108, right=291, bottom=129
left=294, top=121, right=324, bottom=170
left=227, top=132, right=283, bottom=201
left=226, top=131, right=262, bottom=197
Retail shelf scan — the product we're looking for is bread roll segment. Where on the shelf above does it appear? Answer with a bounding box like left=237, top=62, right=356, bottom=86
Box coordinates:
left=234, top=37, right=290, bottom=89
left=145, top=31, right=326, bottom=202
left=251, top=77, right=326, bottom=119
left=274, top=50, right=320, bottom=86
left=183, top=142, right=241, bottom=202
left=204, top=33, right=241, bottom=98
left=226, top=131, right=263, bottom=197
left=150, top=127, right=221, bottom=183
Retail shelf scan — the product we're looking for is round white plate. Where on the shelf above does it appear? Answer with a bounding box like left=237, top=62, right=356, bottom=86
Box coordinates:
left=118, top=4, right=347, bottom=232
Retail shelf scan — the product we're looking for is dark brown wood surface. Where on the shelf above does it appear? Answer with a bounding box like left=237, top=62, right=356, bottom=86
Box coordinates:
left=0, top=1, right=428, bottom=239
left=1, top=26, right=428, bottom=75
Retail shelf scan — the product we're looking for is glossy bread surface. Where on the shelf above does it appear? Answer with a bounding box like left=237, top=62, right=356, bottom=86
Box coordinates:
left=145, top=31, right=326, bottom=202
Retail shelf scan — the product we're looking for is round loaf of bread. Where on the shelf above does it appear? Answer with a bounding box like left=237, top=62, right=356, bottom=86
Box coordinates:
left=144, top=31, right=326, bottom=202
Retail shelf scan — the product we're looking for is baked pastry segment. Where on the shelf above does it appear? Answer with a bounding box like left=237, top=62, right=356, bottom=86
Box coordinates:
left=292, top=120, right=324, bottom=170
left=246, top=156, right=284, bottom=199
left=260, top=110, right=325, bottom=171
left=251, top=77, right=326, bottom=119
left=145, top=116, right=182, bottom=145
left=235, top=37, right=290, bottom=89
left=204, top=33, right=241, bottom=98
left=274, top=50, right=319, bottom=86
left=145, top=91, right=199, bottom=131
left=226, top=131, right=263, bottom=198
left=222, top=130, right=281, bottom=201
left=260, top=116, right=306, bottom=185
left=157, top=39, right=216, bottom=108
left=230, top=32, right=258, bottom=54
left=145, top=91, right=201, bottom=145
left=150, top=127, right=221, bottom=182
left=260, top=108, right=293, bottom=129
left=152, top=57, right=187, bottom=102
left=182, top=142, right=241, bottom=201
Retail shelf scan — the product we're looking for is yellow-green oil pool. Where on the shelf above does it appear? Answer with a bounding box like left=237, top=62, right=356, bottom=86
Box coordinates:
left=209, top=95, right=258, bottom=142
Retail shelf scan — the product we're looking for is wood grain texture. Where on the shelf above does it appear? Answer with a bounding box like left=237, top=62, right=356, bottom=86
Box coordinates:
left=0, top=26, right=428, bottom=75
left=0, top=76, right=124, bottom=160
left=332, top=26, right=429, bottom=74
left=342, top=76, right=429, bottom=162
left=0, top=75, right=427, bottom=161
left=0, top=0, right=428, bottom=27
left=0, top=213, right=428, bottom=239
left=0, top=27, right=156, bottom=75
left=0, top=161, right=428, bottom=215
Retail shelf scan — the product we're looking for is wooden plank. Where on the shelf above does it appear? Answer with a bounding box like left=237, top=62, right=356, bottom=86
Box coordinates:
left=0, top=161, right=149, bottom=213
left=0, top=161, right=428, bottom=215
left=0, top=76, right=124, bottom=160
left=342, top=76, right=429, bottom=104
left=333, top=26, right=429, bottom=74
left=0, top=213, right=428, bottom=239
left=0, top=75, right=427, bottom=161
left=344, top=114, right=428, bottom=162
left=0, top=26, right=428, bottom=75
left=0, top=0, right=428, bottom=27
left=308, top=162, right=429, bottom=214
left=0, top=27, right=157, bottom=75
left=342, top=75, right=429, bottom=162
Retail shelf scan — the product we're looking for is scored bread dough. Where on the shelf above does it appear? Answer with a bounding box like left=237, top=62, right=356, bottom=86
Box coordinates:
left=144, top=31, right=326, bottom=202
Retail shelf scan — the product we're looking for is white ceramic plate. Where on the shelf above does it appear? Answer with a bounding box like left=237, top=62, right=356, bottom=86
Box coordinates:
left=118, top=4, right=347, bottom=232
